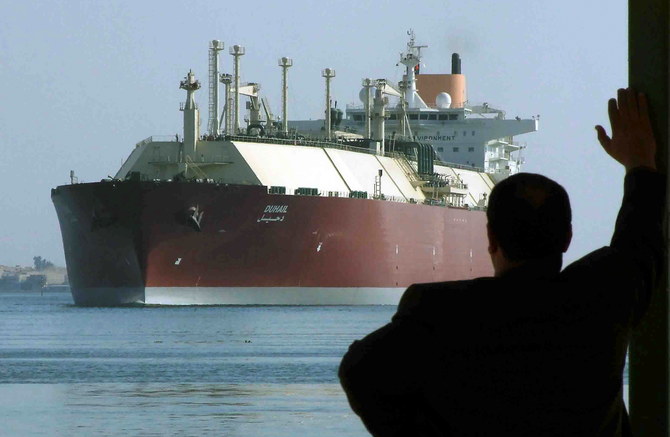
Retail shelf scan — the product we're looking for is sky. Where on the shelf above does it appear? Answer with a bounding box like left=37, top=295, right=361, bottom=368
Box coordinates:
left=0, top=0, right=628, bottom=267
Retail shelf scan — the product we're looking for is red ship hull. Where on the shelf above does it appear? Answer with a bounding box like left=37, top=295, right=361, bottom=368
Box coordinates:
left=52, top=181, right=492, bottom=306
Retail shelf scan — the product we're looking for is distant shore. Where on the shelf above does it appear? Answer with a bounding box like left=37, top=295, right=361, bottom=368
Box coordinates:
left=0, top=264, right=68, bottom=291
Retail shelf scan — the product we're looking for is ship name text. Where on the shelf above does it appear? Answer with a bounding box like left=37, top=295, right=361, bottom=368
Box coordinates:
left=258, top=204, right=289, bottom=223
left=264, top=205, right=289, bottom=214
left=413, top=135, right=455, bottom=142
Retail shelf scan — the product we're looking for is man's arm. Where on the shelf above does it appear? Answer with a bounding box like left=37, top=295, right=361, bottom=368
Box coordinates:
left=339, top=286, right=443, bottom=437
left=595, top=89, right=664, bottom=321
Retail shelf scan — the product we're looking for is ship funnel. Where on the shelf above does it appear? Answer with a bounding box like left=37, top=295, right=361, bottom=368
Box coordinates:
left=451, top=53, right=461, bottom=75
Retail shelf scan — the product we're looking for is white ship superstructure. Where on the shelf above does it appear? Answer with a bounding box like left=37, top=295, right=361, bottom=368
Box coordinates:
left=289, top=31, right=538, bottom=181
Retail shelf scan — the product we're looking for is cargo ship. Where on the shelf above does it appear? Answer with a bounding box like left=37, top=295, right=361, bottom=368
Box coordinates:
left=52, top=32, right=537, bottom=306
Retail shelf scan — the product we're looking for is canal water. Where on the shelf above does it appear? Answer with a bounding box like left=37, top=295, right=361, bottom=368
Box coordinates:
left=0, top=291, right=391, bottom=436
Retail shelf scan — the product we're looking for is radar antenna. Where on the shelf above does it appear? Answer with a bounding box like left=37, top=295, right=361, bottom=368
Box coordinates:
left=399, top=30, right=428, bottom=109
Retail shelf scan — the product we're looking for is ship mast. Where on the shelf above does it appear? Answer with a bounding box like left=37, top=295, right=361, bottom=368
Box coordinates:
left=230, top=45, right=245, bottom=135
left=361, top=78, right=374, bottom=139
left=207, top=40, right=224, bottom=136
left=399, top=29, right=428, bottom=109
left=180, top=70, right=201, bottom=175
left=322, top=68, right=336, bottom=140
left=278, top=57, right=293, bottom=136
left=219, top=73, right=233, bottom=135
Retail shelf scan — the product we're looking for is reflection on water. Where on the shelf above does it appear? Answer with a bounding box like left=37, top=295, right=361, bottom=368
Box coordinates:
left=0, top=292, right=387, bottom=436
left=0, top=383, right=365, bottom=437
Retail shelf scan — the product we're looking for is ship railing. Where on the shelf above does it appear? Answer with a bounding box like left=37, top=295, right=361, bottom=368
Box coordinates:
left=505, top=140, right=526, bottom=151
left=486, top=151, right=513, bottom=161
left=135, top=135, right=180, bottom=148
left=224, top=134, right=381, bottom=156
left=433, top=159, right=485, bottom=173
left=487, top=140, right=524, bottom=151
left=268, top=186, right=407, bottom=202
left=380, top=195, right=413, bottom=204
left=111, top=175, right=480, bottom=209
left=424, top=102, right=468, bottom=109
left=265, top=186, right=481, bottom=209
left=346, top=101, right=508, bottom=118
left=345, top=102, right=469, bottom=111
left=421, top=173, right=468, bottom=190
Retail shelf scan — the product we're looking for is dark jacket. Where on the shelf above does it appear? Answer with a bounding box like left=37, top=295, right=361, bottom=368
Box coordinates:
left=339, top=169, right=665, bottom=437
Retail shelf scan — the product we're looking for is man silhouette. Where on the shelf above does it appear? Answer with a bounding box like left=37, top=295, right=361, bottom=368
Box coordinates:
left=339, top=89, right=664, bottom=436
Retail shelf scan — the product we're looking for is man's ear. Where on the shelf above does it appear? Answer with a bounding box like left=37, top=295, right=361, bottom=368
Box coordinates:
left=562, top=225, right=573, bottom=253
left=487, top=223, right=498, bottom=255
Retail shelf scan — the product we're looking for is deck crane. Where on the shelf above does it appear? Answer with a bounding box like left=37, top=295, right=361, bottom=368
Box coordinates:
left=237, top=83, right=264, bottom=135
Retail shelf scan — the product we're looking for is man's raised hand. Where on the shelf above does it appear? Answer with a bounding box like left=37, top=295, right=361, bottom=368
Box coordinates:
left=595, top=88, right=657, bottom=171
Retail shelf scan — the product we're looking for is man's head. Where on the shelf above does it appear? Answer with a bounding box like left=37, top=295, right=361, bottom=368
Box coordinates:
left=486, top=173, right=572, bottom=275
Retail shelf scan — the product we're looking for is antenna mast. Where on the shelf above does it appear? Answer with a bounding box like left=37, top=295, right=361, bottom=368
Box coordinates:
left=399, top=29, right=427, bottom=108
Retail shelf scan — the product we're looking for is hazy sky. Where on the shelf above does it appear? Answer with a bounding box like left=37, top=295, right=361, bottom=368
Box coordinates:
left=0, top=0, right=627, bottom=267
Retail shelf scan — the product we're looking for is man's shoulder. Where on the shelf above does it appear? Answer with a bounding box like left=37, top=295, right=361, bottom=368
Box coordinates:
left=398, top=277, right=494, bottom=314
left=404, top=277, right=490, bottom=295
left=561, top=246, right=631, bottom=281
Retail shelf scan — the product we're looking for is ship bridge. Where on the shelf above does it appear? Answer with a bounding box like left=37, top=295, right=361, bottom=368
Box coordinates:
left=292, top=47, right=538, bottom=178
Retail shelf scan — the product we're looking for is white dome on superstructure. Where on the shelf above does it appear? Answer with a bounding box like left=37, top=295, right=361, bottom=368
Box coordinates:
left=436, top=92, right=452, bottom=109
left=359, top=87, right=375, bottom=103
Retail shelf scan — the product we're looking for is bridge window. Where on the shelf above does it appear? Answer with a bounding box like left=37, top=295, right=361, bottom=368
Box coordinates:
left=409, top=114, right=418, bottom=120
left=453, top=147, right=459, bottom=152
left=438, top=114, right=448, bottom=120
left=388, top=114, right=397, bottom=120
left=428, top=114, right=437, bottom=120
left=353, top=114, right=363, bottom=121
left=468, top=147, right=475, bottom=152
left=420, top=114, right=429, bottom=120
left=449, top=114, right=458, bottom=120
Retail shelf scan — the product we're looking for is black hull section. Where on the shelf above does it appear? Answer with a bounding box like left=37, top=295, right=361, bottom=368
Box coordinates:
left=71, top=287, right=145, bottom=307
left=52, top=181, right=146, bottom=306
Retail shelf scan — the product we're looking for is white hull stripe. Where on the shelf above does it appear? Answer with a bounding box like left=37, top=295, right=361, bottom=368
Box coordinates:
left=143, top=287, right=405, bottom=305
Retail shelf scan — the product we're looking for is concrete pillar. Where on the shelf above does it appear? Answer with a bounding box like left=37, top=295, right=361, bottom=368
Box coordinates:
left=628, top=0, right=669, bottom=435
